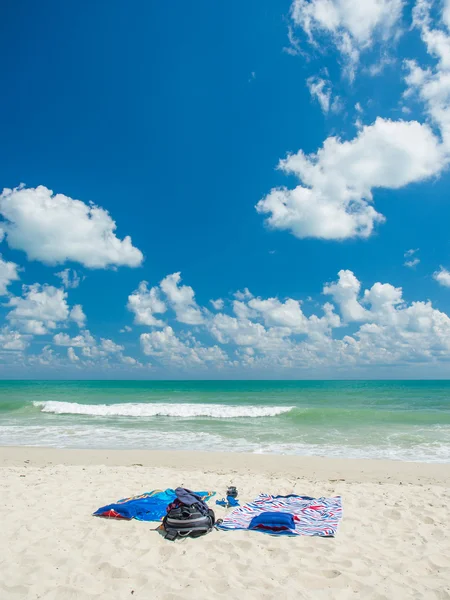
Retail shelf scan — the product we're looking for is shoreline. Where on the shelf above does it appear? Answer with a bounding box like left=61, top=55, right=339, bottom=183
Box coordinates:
left=1, top=445, right=449, bottom=485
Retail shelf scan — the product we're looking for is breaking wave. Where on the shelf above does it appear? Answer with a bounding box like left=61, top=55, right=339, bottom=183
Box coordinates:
left=33, top=401, right=294, bottom=419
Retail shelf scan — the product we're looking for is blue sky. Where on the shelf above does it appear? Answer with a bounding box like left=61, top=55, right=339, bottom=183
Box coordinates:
left=1, top=0, right=450, bottom=378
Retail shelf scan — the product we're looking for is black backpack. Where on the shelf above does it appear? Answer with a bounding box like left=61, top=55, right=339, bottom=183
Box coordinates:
left=162, top=502, right=215, bottom=541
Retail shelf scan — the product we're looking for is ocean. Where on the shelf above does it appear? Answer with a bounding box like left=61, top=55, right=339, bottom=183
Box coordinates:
left=0, top=380, right=449, bottom=462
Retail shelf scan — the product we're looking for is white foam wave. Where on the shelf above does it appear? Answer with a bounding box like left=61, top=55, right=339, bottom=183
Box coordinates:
left=1, top=425, right=449, bottom=461
left=33, top=401, right=294, bottom=419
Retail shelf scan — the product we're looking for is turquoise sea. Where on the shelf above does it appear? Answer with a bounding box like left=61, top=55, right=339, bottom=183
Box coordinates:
left=0, top=380, right=449, bottom=462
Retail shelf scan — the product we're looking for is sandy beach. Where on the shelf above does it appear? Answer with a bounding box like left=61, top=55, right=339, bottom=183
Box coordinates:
left=0, top=447, right=449, bottom=600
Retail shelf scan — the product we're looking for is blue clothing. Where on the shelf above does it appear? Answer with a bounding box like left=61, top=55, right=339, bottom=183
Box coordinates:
left=93, top=488, right=215, bottom=522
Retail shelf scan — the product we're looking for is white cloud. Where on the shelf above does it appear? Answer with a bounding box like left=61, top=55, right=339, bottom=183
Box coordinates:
left=70, top=305, right=86, bottom=328
left=340, top=296, right=450, bottom=365
left=403, top=248, right=420, bottom=268
left=366, top=54, right=396, bottom=76
left=0, top=255, right=20, bottom=296
left=100, top=338, right=124, bottom=353
left=221, top=270, right=450, bottom=369
left=291, top=0, right=404, bottom=79
left=284, top=25, right=303, bottom=56
left=210, top=312, right=290, bottom=349
left=121, top=355, right=138, bottom=365
left=0, top=185, right=143, bottom=269
left=404, top=1, right=450, bottom=151
left=33, top=345, right=61, bottom=366
left=10, top=267, right=450, bottom=373
left=210, top=298, right=224, bottom=310
left=53, top=330, right=96, bottom=347
left=307, top=76, right=332, bottom=113
left=120, top=325, right=133, bottom=333
left=67, top=347, right=79, bottom=362
left=127, top=281, right=166, bottom=327
left=160, top=272, right=204, bottom=325
left=247, top=297, right=309, bottom=331
left=56, top=333, right=122, bottom=357
left=323, top=269, right=369, bottom=322
left=257, top=117, right=445, bottom=240
left=56, top=269, right=81, bottom=289
left=6, top=284, right=72, bottom=335
left=234, top=288, right=253, bottom=301
left=0, top=327, right=29, bottom=351
left=140, top=326, right=227, bottom=368
left=433, top=266, right=450, bottom=287
left=444, top=0, right=450, bottom=31
left=404, top=258, right=420, bottom=268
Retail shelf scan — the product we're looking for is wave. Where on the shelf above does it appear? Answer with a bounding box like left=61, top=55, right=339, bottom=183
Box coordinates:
left=1, top=424, right=449, bottom=462
left=32, top=401, right=294, bottom=419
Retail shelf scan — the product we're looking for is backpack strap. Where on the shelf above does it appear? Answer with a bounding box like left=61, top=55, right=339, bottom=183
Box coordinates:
left=164, top=529, right=179, bottom=542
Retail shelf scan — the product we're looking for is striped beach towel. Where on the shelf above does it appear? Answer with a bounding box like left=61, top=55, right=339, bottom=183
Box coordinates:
left=217, top=494, right=342, bottom=537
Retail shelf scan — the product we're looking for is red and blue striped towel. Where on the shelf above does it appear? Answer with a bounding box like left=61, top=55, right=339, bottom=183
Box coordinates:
left=217, top=493, right=342, bottom=537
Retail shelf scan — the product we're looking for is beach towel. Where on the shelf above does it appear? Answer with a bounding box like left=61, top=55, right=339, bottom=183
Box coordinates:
left=93, top=489, right=215, bottom=522
left=217, top=494, right=342, bottom=537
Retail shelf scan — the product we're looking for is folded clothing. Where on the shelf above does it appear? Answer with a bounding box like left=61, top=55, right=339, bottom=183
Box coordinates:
left=217, top=493, right=343, bottom=537
left=93, top=489, right=215, bottom=522
left=249, top=511, right=295, bottom=534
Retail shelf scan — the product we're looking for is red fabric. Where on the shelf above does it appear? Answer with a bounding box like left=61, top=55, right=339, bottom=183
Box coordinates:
left=97, top=509, right=131, bottom=520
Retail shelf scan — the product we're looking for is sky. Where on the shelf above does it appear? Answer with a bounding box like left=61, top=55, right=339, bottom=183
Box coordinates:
left=1, top=0, right=450, bottom=378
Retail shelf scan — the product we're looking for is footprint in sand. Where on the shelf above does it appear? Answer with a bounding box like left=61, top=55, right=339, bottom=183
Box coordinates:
left=321, top=569, right=342, bottom=579
left=422, top=515, right=435, bottom=525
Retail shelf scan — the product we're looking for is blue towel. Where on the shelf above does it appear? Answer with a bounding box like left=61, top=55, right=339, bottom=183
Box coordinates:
left=93, top=489, right=215, bottom=522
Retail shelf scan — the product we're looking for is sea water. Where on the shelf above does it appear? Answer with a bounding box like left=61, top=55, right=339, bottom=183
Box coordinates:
left=0, top=380, right=449, bottom=462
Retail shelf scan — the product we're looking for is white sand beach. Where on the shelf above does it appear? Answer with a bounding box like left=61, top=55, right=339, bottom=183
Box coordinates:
left=1, top=447, right=449, bottom=600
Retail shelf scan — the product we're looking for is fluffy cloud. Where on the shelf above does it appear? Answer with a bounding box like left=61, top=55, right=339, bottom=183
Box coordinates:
left=160, top=273, right=204, bottom=325
left=0, top=327, right=29, bottom=351
left=210, top=298, right=224, bottom=310
left=247, top=297, right=308, bottom=331
left=53, top=330, right=96, bottom=347
left=6, top=284, right=73, bottom=335
left=9, top=268, right=450, bottom=373
left=234, top=288, right=253, bottom=301
left=67, top=347, right=79, bottom=362
left=56, top=269, right=81, bottom=289
left=0, top=255, right=20, bottom=295
left=70, top=305, right=86, bottom=328
left=291, top=0, right=404, bottom=78
left=100, top=338, right=124, bottom=353
left=0, top=185, right=143, bottom=269
left=433, top=266, right=450, bottom=287
left=257, top=118, right=444, bottom=240
left=324, top=270, right=369, bottom=322
left=341, top=299, right=450, bottom=364
left=127, top=281, right=166, bottom=327
left=124, top=270, right=450, bottom=371
left=120, top=355, right=138, bottom=365
left=140, top=326, right=227, bottom=368
left=404, top=1, right=450, bottom=151
left=209, top=313, right=291, bottom=350
left=52, top=329, right=138, bottom=368
left=206, top=269, right=450, bottom=369
left=128, top=273, right=204, bottom=328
